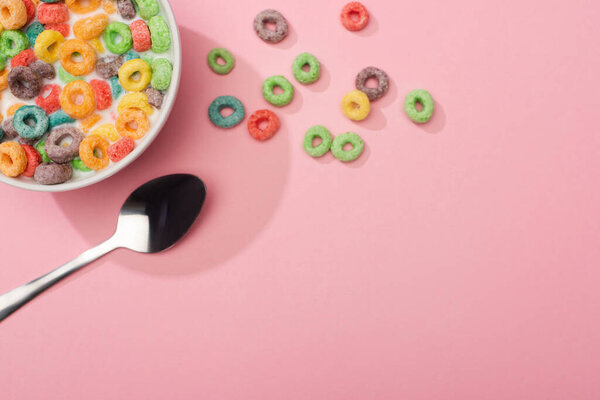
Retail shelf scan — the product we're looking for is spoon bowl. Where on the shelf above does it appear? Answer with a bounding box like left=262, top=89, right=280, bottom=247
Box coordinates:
left=0, top=174, right=206, bottom=322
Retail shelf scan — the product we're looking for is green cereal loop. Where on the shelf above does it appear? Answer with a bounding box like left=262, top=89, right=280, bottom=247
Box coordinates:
left=142, top=53, right=155, bottom=64
left=262, top=75, right=294, bottom=107
left=208, top=95, right=245, bottom=128
left=103, top=22, right=133, bottom=55
left=0, top=30, right=30, bottom=58
left=0, top=53, right=7, bottom=71
left=404, top=89, right=434, bottom=123
left=26, top=22, right=44, bottom=48
left=58, top=66, right=82, bottom=84
left=49, top=110, right=76, bottom=128
left=292, top=52, right=321, bottom=84
left=132, top=0, right=159, bottom=20
left=151, top=58, right=172, bottom=90
left=35, top=140, right=51, bottom=163
left=148, top=16, right=171, bottom=53
left=303, top=125, right=333, bottom=157
left=72, top=157, right=92, bottom=172
left=331, top=132, right=364, bottom=162
left=207, top=48, right=235, bottom=75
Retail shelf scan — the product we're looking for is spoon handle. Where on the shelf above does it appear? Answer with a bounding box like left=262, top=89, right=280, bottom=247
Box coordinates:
left=0, top=237, right=119, bottom=323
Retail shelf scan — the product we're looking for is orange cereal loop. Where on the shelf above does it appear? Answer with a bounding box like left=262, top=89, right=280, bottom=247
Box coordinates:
left=66, top=0, right=101, bottom=14
left=73, top=14, right=109, bottom=40
left=7, top=102, right=24, bottom=116
left=88, top=37, right=105, bottom=54
left=0, top=69, right=7, bottom=91
left=0, top=0, right=27, bottom=30
left=80, top=113, right=102, bottom=133
left=115, top=108, right=149, bottom=140
left=59, top=39, right=97, bottom=76
left=59, top=80, right=96, bottom=119
left=101, top=0, right=116, bottom=14
left=79, top=134, right=109, bottom=170
left=92, top=123, right=119, bottom=141
left=0, top=141, right=27, bottom=177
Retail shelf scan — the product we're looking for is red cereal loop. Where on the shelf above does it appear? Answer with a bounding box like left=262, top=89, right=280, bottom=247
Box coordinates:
left=21, top=144, right=42, bottom=178
left=89, top=79, right=113, bottom=110
left=37, top=3, right=69, bottom=24
left=22, top=0, right=36, bottom=25
left=10, top=48, right=36, bottom=68
left=130, top=19, right=152, bottom=52
left=247, top=109, right=280, bottom=141
left=108, top=136, right=134, bottom=162
left=35, top=84, right=61, bottom=114
left=45, top=23, right=71, bottom=37
left=340, top=2, right=369, bottom=32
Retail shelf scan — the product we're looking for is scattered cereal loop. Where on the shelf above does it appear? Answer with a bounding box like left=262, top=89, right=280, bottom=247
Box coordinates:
left=117, top=91, right=153, bottom=115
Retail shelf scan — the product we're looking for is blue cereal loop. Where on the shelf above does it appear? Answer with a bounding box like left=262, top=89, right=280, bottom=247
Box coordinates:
left=109, top=76, right=123, bottom=99
left=49, top=110, right=76, bottom=129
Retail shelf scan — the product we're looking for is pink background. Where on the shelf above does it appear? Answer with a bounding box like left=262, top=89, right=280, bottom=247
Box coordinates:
left=2, top=0, right=600, bottom=398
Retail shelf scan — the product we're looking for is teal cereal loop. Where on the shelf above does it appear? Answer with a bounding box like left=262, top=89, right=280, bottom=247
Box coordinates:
left=148, top=16, right=171, bottom=53
left=49, top=110, right=76, bottom=128
left=404, top=89, right=434, bottom=123
left=207, top=48, right=235, bottom=75
left=103, top=22, right=133, bottom=54
left=58, top=66, right=82, bottom=84
left=26, top=22, right=44, bottom=47
left=72, top=157, right=92, bottom=172
left=133, top=0, right=159, bottom=20
left=262, top=75, right=294, bottom=107
left=151, top=58, right=172, bottom=90
left=109, top=76, right=123, bottom=99
left=208, top=95, right=245, bottom=128
left=292, top=53, right=321, bottom=84
left=124, top=50, right=140, bottom=62
left=303, top=125, right=333, bottom=158
left=35, top=140, right=51, bottom=163
left=331, top=132, right=364, bottom=162
left=0, top=30, right=30, bottom=58
left=14, top=105, right=49, bottom=140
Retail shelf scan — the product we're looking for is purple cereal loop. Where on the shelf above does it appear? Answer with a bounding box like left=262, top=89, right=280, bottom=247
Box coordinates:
left=143, top=87, right=164, bottom=109
left=96, top=55, right=124, bottom=79
left=355, top=66, right=390, bottom=102
left=2, top=118, right=18, bottom=140
left=29, top=60, right=56, bottom=80
left=253, top=9, right=289, bottom=43
left=117, top=0, right=136, bottom=20
left=45, top=126, right=84, bottom=164
left=17, top=137, right=37, bottom=146
left=33, top=163, right=72, bottom=185
left=8, top=66, right=42, bottom=100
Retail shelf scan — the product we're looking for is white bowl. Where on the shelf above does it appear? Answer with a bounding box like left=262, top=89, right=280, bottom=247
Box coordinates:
left=0, top=0, right=182, bottom=192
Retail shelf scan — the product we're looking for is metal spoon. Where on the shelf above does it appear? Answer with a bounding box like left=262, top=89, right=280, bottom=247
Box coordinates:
left=0, top=174, right=207, bottom=322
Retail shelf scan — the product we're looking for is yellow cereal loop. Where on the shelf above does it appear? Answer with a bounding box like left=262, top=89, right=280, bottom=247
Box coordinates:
left=118, top=59, right=152, bottom=92
left=101, top=0, right=116, bottom=14
left=116, top=108, right=149, bottom=140
left=79, top=134, right=109, bottom=170
left=0, top=141, right=27, bottom=177
left=34, top=30, right=66, bottom=63
left=117, top=92, right=154, bottom=116
left=88, top=37, right=105, bottom=54
left=80, top=113, right=102, bottom=133
left=341, top=90, right=371, bottom=121
left=6, top=102, right=24, bottom=116
left=91, top=123, right=119, bottom=141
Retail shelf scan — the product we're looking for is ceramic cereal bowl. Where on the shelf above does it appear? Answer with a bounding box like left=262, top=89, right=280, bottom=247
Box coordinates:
left=0, top=0, right=181, bottom=192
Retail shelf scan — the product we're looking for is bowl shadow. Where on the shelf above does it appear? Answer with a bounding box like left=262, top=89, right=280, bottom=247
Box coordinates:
left=52, top=27, right=291, bottom=276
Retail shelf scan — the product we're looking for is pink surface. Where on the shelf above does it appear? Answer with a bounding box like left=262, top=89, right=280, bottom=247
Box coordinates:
left=2, top=0, right=600, bottom=398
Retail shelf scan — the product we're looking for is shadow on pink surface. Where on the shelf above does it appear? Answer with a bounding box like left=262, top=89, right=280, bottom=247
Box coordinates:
left=51, top=28, right=291, bottom=275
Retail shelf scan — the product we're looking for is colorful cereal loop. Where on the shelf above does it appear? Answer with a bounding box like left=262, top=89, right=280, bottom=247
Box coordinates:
left=59, top=39, right=97, bottom=76
left=34, top=29, right=65, bottom=63
left=78, top=134, right=109, bottom=170
left=118, top=58, right=152, bottom=91
left=59, top=80, right=96, bottom=119
left=116, top=108, right=149, bottom=140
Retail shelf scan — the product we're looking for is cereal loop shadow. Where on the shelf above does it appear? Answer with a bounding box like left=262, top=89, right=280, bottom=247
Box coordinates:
left=52, top=27, right=291, bottom=276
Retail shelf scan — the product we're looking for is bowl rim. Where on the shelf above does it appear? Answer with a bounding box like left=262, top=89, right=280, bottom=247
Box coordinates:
left=0, top=0, right=183, bottom=193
